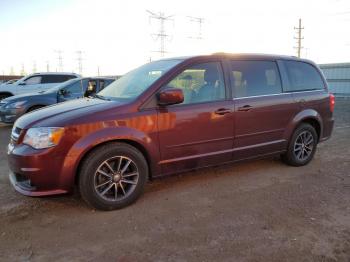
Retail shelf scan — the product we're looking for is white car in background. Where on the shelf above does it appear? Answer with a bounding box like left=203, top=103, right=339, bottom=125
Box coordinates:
left=0, top=72, right=80, bottom=100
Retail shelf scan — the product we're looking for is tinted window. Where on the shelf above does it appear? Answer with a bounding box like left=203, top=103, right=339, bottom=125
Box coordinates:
left=230, top=61, right=282, bottom=98
left=24, top=76, right=42, bottom=85
left=166, top=62, right=226, bottom=104
left=41, top=75, right=76, bottom=84
left=64, top=80, right=82, bottom=94
left=284, top=61, right=324, bottom=91
left=99, top=79, right=114, bottom=91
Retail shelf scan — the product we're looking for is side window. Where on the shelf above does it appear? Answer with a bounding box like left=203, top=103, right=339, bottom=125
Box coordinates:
left=166, top=62, right=226, bottom=104
left=231, top=60, right=282, bottom=98
left=65, top=80, right=82, bottom=94
left=283, top=61, right=324, bottom=91
left=24, top=76, right=42, bottom=85
left=99, top=80, right=114, bottom=91
left=85, top=80, right=98, bottom=96
left=41, top=75, right=73, bottom=84
left=102, top=79, right=115, bottom=90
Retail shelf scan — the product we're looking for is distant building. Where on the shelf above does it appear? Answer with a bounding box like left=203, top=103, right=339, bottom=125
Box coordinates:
left=319, top=63, right=350, bottom=96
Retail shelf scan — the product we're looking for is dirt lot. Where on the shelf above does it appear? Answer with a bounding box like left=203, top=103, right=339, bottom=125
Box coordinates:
left=0, top=99, right=349, bottom=262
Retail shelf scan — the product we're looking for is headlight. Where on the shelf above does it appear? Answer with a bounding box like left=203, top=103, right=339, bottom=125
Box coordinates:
left=23, top=127, right=64, bottom=149
left=5, top=101, right=26, bottom=109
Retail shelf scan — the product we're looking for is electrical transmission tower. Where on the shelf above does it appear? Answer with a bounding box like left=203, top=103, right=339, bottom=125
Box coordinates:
left=147, top=10, right=173, bottom=57
left=188, top=16, right=204, bottom=39
left=55, top=50, right=64, bottom=72
left=294, top=18, right=304, bottom=58
left=76, top=50, right=83, bottom=75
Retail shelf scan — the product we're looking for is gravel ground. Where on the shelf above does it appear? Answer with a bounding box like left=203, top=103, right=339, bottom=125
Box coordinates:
left=0, top=99, right=349, bottom=262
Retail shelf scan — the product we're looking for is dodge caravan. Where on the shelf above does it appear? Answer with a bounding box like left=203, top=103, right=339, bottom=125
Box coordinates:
left=7, top=54, right=334, bottom=210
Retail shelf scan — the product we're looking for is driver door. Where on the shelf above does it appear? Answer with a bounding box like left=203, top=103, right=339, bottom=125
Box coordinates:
left=157, top=61, right=235, bottom=175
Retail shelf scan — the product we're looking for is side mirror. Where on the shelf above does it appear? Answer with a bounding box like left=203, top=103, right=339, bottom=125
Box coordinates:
left=158, top=88, right=184, bottom=106
left=59, top=89, right=67, bottom=96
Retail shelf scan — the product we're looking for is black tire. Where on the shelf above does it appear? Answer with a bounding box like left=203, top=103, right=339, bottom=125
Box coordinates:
left=79, top=142, right=148, bottom=210
left=282, top=123, right=318, bottom=166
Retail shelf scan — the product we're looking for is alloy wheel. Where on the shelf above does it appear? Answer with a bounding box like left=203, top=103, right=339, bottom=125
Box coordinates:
left=293, top=130, right=314, bottom=162
left=94, top=156, right=139, bottom=201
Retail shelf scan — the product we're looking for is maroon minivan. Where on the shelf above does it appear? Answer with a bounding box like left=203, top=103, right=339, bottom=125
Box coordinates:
left=7, top=54, right=334, bottom=210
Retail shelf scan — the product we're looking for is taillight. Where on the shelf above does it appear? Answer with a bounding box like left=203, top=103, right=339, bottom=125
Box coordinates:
left=329, top=93, right=335, bottom=112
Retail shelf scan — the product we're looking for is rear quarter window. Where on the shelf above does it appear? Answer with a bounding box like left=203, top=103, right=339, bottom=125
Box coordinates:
left=283, top=61, right=325, bottom=92
left=230, top=60, right=282, bottom=98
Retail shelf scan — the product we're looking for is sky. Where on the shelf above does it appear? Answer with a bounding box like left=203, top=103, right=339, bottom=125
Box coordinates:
left=0, top=0, right=349, bottom=76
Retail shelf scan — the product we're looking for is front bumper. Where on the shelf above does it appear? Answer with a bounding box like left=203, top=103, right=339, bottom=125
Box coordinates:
left=9, top=171, right=68, bottom=196
left=7, top=142, right=73, bottom=196
left=0, top=107, right=25, bottom=123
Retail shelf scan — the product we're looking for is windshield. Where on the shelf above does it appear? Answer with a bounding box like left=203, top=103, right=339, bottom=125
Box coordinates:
left=98, top=59, right=183, bottom=100
left=44, top=78, right=80, bottom=93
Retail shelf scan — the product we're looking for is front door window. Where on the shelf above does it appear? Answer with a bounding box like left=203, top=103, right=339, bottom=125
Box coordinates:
left=166, top=62, right=226, bottom=104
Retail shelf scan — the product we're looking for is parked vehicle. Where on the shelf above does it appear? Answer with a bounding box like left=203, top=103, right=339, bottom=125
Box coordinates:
left=0, top=77, right=115, bottom=123
left=1, top=79, right=20, bottom=85
left=0, top=72, right=80, bottom=100
left=7, top=54, right=334, bottom=210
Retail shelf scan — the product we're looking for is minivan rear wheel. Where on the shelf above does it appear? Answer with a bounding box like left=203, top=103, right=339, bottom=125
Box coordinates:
left=282, top=123, right=318, bottom=166
left=79, top=142, right=148, bottom=210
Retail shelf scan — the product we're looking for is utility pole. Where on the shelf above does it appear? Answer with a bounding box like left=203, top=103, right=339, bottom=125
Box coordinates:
left=20, top=64, right=25, bottom=76
left=76, top=50, right=83, bottom=75
left=294, top=18, right=304, bottom=58
left=55, top=50, right=63, bottom=72
left=46, top=61, right=50, bottom=72
left=147, top=10, right=173, bottom=57
left=32, top=61, right=37, bottom=73
left=97, top=66, right=100, bottom=76
left=188, top=16, right=204, bottom=39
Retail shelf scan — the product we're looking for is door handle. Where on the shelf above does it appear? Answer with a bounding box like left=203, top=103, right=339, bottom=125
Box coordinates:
left=238, top=105, right=253, bottom=112
left=214, top=108, right=232, bottom=115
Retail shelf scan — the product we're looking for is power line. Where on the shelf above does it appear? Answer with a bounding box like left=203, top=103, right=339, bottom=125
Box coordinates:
left=54, top=50, right=63, bottom=72
left=187, top=16, right=204, bottom=39
left=147, top=10, right=174, bottom=57
left=294, top=18, right=304, bottom=58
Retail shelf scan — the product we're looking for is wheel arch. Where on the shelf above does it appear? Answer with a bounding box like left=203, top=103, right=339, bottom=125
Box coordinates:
left=26, top=104, right=48, bottom=112
left=0, top=91, right=14, bottom=97
left=74, top=138, right=155, bottom=186
left=285, top=109, right=323, bottom=144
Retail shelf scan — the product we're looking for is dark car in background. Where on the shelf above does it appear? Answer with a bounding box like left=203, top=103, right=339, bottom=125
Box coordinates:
left=7, top=53, right=334, bottom=211
left=0, top=77, right=115, bottom=123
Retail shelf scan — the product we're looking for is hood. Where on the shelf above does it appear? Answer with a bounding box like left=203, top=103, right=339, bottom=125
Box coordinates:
left=14, top=97, right=129, bottom=129
left=2, top=91, right=54, bottom=104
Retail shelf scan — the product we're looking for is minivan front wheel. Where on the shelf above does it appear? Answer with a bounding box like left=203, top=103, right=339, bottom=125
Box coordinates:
left=282, top=123, right=318, bottom=166
left=79, top=142, right=148, bottom=210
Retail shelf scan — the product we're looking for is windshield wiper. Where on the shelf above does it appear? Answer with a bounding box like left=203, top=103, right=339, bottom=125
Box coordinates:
left=90, top=94, right=110, bottom=101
